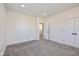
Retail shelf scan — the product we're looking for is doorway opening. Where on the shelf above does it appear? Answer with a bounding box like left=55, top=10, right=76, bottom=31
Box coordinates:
left=39, top=23, right=44, bottom=40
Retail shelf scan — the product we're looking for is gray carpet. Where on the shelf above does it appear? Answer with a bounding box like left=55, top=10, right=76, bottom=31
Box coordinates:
left=4, top=40, right=79, bottom=56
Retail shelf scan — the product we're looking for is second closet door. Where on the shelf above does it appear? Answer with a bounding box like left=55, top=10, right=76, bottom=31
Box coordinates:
left=74, top=17, right=79, bottom=48
left=64, top=18, right=75, bottom=46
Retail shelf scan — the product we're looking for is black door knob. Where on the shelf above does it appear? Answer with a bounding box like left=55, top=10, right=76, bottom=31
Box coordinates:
left=72, top=33, right=74, bottom=35
left=75, top=33, right=77, bottom=35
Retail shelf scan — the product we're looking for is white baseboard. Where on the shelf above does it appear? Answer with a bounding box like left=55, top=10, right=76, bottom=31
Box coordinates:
left=0, top=47, right=6, bottom=56
left=50, top=39, right=79, bottom=48
left=7, top=38, right=36, bottom=46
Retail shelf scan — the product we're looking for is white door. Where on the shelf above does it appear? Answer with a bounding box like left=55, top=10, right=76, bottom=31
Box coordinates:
left=64, top=18, right=75, bottom=46
left=44, top=23, right=50, bottom=40
left=74, top=17, right=79, bottom=48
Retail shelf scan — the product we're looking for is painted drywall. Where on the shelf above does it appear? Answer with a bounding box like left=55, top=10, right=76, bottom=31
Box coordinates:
left=0, top=4, right=6, bottom=55
left=39, top=18, right=45, bottom=23
left=45, top=6, right=79, bottom=45
left=6, top=10, right=38, bottom=45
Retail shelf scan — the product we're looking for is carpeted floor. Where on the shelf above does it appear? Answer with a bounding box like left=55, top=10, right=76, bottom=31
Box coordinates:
left=4, top=40, right=79, bottom=56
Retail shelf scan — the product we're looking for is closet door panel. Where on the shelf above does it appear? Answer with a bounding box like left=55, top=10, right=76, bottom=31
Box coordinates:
left=64, top=18, right=74, bottom=46
left=75, top=17, right=79, bottom=48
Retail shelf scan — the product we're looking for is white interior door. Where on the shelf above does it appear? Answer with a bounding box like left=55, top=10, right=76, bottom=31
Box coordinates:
left=75, top=17, right=79, bottom=48
left=64, top=18, right=75, bottom=46
left=44, top=23, right=50, bottom=40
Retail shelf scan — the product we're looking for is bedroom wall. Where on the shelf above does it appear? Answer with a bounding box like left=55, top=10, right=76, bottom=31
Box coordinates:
left=6, top=10, right=38, bottom=45
left=0, top=4, right=6, bottom=55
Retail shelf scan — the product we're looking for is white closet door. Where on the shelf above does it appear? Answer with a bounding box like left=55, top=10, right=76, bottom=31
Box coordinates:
left=44, top=23, right=50, bottom=40
left=64, top=18, right=75, bottom=46
left=75, top=17, right=79, bottom=48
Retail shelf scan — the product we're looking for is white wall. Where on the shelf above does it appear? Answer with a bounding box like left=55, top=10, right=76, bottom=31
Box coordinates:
left=0, top=4, right=6, bottom=55
left=45, top=6, right=79, bottom=44
left=6, top=10, right=38, bottom=45
left=39, top=17, right=45, bottom=23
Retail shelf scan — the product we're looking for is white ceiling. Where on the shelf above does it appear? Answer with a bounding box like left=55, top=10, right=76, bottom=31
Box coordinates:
left=5, top=3, right=79, bottom=18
